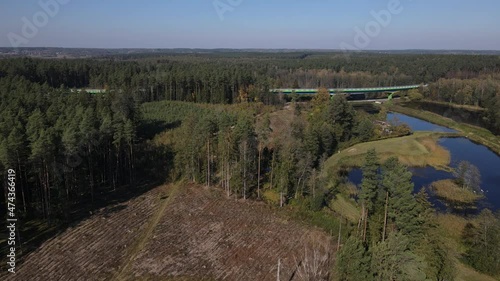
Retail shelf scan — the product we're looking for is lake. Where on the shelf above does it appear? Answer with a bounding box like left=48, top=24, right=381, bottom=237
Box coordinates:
left=348, top=113, right=500, bottom=211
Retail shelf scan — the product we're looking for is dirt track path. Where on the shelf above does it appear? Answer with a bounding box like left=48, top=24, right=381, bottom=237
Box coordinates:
left=113, top=182, right=182, bottom=281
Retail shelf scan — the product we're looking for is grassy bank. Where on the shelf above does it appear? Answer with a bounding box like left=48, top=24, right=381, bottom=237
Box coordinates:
left=320, top=131, right=454, bottom=179
left=431, top=179, right=483, bottom=207
left=329, top=194, right=360, bottom=223
left=389, top=104, right=500, bottom=155
left=418, top=99, right=486, bottom=112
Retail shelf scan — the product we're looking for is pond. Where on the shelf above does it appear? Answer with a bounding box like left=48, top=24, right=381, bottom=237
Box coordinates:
left=348, top=113, right=500, bottom=211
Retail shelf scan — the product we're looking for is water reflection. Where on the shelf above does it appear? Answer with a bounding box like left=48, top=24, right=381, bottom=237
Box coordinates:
left=387, top=112, right=457, bottom=133
left=347, top=166, right=451, bottom=211
left=345, top=113, right=498, bottom=211
left=439, top=138, right=499, bottom=210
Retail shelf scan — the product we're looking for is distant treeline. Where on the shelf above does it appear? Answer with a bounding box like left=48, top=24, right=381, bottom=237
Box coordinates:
left=424, top=76, right=500, bottom=134
left=1, top=53, right=499, bottom=104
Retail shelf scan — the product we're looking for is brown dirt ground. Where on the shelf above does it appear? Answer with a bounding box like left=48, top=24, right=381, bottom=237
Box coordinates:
left=3, top=184, right=169, bottom=281
left=4, top=184, right=333, bottom=281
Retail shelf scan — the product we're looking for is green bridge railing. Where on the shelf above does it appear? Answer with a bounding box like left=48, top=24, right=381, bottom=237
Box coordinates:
left=270, top=84, right=423, bottom=94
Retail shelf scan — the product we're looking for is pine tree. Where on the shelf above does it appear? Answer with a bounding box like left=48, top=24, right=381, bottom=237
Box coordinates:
left=328, top=95, right=356, bottom=142
left=336, top=236, right=371, bottom=281
left=112, top=117, right=124, bottom=188
left=123, top=118, right=135, bottom=183
left=80, top=107, right=97, bottom=202
left=359, top=149, right=380, bottom=243
left=371, top=232, right=427, bottom=281
left=360, top=149, right=379, bottom=214
left=462, top=209, right=500, bottom=275
left=61, top=120, right=80, bottom=200
left=414, top=188, right=455, bottom=280
left=235, top=115, right=256, bottom=199
left=357, top=119, right=374, bottom=142
left=255, top=113, right=271, bottom=198
left=382, top=157, right=421, bottom=239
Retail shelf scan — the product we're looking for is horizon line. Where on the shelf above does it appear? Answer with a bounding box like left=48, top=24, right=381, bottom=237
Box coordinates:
left=1, top=47, right=500, bottom=52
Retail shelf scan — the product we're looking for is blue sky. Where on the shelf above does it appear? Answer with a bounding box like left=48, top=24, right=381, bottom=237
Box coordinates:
left=1, top=0, right=499, bottom=49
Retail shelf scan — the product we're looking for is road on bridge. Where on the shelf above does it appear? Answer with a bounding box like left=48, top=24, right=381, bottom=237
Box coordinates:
left=270, top=84, right=424, bottom=95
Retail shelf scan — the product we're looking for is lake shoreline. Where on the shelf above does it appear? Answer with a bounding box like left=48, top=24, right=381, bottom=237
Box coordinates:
left=332, top=111, right=499, bottom=212
left=321, top=131, right=454, bottom=178
left=388, top=103, right=500, bottom=156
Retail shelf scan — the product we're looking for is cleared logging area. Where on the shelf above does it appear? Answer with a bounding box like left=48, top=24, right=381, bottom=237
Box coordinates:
left=3, top=184, right=334, bottom=281
left=2, top=185, right=168, bottom=281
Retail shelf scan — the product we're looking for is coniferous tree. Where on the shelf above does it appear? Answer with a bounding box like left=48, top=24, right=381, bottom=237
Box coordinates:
left=329, top=95, right=356, bottom=142
left=382, top=157, right=421, bottom=239
left=371, top=232, right=427, bottom=281
left=414, top=188, right=455, bottom=280
left=336, top=236, right=371, bottom=281
left=360, top=149, right=379, bottom=214
left=462, top=209, right=500, bottom=276
left=255, top=113, right=271, bottom=198
left=359, top=149, right=380, bottom=242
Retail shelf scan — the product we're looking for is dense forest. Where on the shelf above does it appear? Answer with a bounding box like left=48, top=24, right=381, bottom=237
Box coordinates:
left=1, top=52, right=499, bottom=279
left=1, top=52, right=499, bottom=131
left=0, top=84, right=144, bottom=222
left=1, top=52, right=499, bottom=102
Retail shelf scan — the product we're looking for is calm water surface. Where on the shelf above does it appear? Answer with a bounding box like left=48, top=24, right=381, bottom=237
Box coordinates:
left=348, top=113, right=499, bottom=211
left=387, top=112, right=457, bottom=133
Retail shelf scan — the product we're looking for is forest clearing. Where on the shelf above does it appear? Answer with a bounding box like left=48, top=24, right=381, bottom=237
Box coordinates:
left=3, top=183, right=333, bottom=281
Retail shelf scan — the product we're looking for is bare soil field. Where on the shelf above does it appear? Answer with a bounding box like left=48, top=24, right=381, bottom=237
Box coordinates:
left=3, top=184, right=169, bottom=281
left=4, top=183, right=333, bottom=281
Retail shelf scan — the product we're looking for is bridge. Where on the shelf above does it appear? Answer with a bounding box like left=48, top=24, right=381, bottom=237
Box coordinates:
left=270, top=84, right=423, bottom=95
